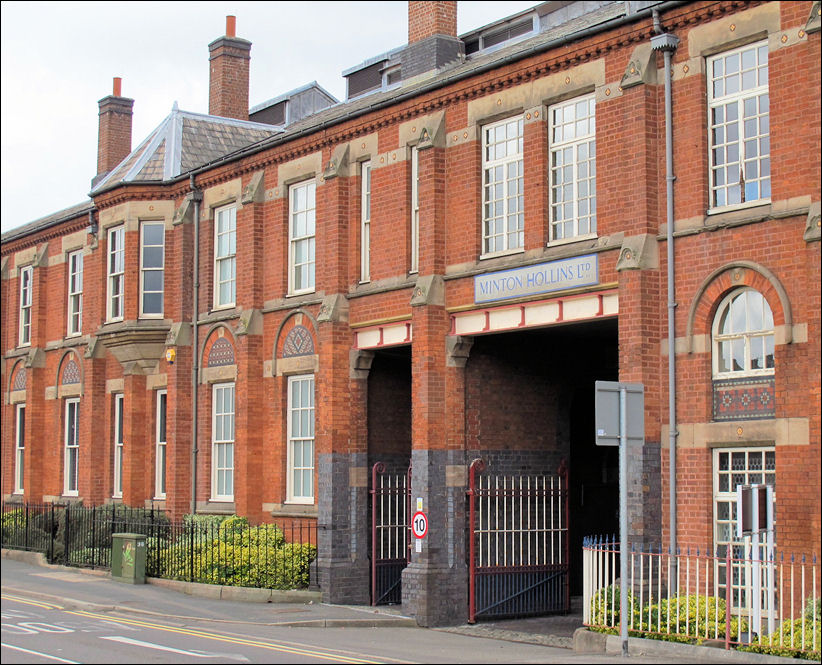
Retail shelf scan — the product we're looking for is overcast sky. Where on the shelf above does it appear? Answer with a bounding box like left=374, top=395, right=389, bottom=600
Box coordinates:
left=0, top=1, right=539, bottom=234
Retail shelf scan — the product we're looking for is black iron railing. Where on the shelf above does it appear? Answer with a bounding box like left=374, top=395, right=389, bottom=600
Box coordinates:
left=1, top=502, right=317, bottom=589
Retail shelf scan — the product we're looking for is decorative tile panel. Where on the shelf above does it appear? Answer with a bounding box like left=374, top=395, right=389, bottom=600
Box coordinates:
left=207, top=337, right=235, bottom=367
left=282, top=325, right=315, bottom=358
left=62, top=358, right=81, bottom=385
left=713, top=376, right=775, bottom=421
left=12, top=367, right=27, bottom=391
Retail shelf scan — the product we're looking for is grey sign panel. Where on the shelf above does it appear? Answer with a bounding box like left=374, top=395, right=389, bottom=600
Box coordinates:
left=594, top=381, right=645, bottom=446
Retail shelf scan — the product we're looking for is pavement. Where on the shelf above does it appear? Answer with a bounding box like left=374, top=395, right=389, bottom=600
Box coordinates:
left=0, top=549, right=798, bottom=663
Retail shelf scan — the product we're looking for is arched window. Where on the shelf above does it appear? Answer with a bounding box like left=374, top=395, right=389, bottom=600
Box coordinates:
left=712, top=288, right=774, bottom=377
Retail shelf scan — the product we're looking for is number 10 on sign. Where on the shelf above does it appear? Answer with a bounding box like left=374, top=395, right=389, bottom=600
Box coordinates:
left=412, top=511, right=428, bottom=539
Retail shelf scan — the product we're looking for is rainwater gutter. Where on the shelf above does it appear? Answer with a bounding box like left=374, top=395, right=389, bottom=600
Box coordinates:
left=190, top=174, right=203, bottom=515
left=650, top=9, right=680, bottom=555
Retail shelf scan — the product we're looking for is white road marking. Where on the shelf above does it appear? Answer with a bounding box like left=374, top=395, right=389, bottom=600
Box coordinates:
left=101, top=635, right=248, bottom=660
left=1, top=642, right=80, bottom=663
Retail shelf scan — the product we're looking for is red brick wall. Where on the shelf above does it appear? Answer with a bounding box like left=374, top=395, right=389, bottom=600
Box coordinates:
left=408, top=1, right=457, bottom=44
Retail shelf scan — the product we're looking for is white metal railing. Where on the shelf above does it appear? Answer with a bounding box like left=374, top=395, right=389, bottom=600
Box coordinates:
left=583, top=538, right=819, bottom=656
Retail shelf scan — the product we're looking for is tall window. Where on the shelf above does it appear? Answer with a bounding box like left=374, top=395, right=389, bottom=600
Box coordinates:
left=214, top=205, right=236, bottom=308
left=18, top=265, right=32, bottom=346
left=67, top=251, right=83, bottom=336
left=140, top=222, right=165, bottom=317
left=287, top=375, right=314, bottom=503
left=713, top=447, right=775, bottom=609
left=64, top=398, right=80, bottom=496
left=14, top=404, right=25, bottom=494
left=107, top=226, right=125, bottom=321
left=549, top=94, right=596, bottom=241
left=482, top=116, right=524, bottom=255
left=410, top=146, right=420, bottom=274
left=712, top=288, right=774, bottom=378
left=212, top=383, right=234, bottom=501
left=708, top=42, right=769, bottom=210
left=360, top=161, right=371, bottom=282
left=155, top=390, right=167, bottom=499
left=289, top=180, right=316, bottom=294
left=113, top=394, right=124, bottom=498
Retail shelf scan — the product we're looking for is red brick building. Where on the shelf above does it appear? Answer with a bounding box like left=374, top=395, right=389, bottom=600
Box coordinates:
left=2, top=1, right=819, bottom=626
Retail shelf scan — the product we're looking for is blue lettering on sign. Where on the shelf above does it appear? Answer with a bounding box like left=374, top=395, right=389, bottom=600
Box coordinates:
left=474, top=255, right=598, bottom=304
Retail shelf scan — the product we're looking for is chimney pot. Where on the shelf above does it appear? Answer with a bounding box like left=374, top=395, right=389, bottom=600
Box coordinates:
left=226, top=15, right=236, bottom=38
left=113, top=77, right=122, bottom=97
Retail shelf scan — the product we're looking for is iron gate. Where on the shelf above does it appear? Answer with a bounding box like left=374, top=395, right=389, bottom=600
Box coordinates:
left=467, top=458, right=570, bottom=623
left=370, top=461, right=411, bottom=605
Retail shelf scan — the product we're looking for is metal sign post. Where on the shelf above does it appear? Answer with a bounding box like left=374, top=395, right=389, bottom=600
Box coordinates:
left=595, top=381, right=644, bottom=658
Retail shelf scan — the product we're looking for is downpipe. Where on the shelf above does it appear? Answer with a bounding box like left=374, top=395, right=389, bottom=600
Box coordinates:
left=651, top=11, right=680, bottom=554
left=190, top=174, right=203, bottom=515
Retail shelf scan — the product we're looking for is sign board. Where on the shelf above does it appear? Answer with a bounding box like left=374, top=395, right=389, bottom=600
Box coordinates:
left=594, top=381, right=645, bottom=446
left=411, top=511, right=428, bottom=539
left=474, top=254, right=598, bottom=304
left=737, top=484, right=773, bottom=538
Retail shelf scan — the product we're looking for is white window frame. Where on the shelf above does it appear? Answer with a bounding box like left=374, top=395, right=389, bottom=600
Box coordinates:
left=211, top=383, right=235, bottom=501
left=18, top=265, right=32, bottom=346
left=360, top=161, right=371, bottom=283
left=712, top=446, right=776, bottom=612
left=155, top=389, right=167, bottom=499
left=548, top=94, right=597, bottom=243
left=288, top=180, right=316, bottom=295
left=712, top=288, right=774, bottom=379
left=481, top=115, right=524, bottom=257
left=64, top=398, right=80, bottom=496
left=113, top=393, right=124, bottom=498
left=14, top=404, right=25, bottom=494
left=410, top=146, right=420, bottom=274
left=140, top=221, right=165, bottom=318
left=213, top=205, right=237, bottom=309
left=107, top=225, right=125, bottom=322
left=287, top=375, right=315, bottom=504
left=707, top=41, right=770, bottom=213
left=67, top=251, right=83, bottom=337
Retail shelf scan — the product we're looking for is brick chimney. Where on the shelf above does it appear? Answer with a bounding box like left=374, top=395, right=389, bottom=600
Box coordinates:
left=95, top=77, right=133, bottom=186
left=408, top=1, right=457, bottom=44
left=403, top=1, right=462, bottom=80
left=208, top=16, right=251, bottom=120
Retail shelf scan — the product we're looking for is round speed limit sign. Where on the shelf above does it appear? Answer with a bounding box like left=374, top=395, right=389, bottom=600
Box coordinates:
left=411, top=511, right=428, bottom=539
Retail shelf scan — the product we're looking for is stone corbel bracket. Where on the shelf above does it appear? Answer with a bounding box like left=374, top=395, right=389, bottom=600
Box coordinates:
left=236, top=308, right=262, bottom=336
left=24, top=348, right=45, bottom=368
left=165, top=322, right=192, bottom=346
left=350, top=349, right=375, bottom=380
left=85, top=336, right=106, bottom=359
left=620, top=43, right=657, bottom=90
left=173, top=194, right=195, bottom=226
left=318, top=293, right=349, bottom=324
left=806, top=1, right=821, bottom=34
left=411, top=274, right=445, bottom=307
left=446, top=335, right=474, bottom=368
left=616, top=234, right=659, bottom=271
left=323, top=144, right=351, bottom=180
left=241, top=170, right=265, bottom=204
left=804, top=200, right=820, bottom=242
left=34, top=243, right=49, bottom=268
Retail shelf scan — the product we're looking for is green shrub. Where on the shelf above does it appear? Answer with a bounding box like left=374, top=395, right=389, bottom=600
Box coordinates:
left=740, top=617, right=821, bottom=661
left=589, top=585, right=640, bottom=627
left=153, top=517, right=314, bottom=590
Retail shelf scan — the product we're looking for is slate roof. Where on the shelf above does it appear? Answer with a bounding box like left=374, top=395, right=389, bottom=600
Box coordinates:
left=1, top=200, right=93, bottom=244
left=91, top=106, right=282, bottom=194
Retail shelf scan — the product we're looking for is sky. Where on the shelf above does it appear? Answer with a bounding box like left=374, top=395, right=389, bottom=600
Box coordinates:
left=0, top=1, right=539, bottom=234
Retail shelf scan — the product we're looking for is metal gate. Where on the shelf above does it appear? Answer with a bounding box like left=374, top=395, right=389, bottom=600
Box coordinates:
left=467, top=458, right=570, bottom=623
left=370, top=461, right=411, bottom=605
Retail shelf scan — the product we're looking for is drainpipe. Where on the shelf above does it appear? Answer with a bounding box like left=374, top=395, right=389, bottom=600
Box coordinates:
left=651, top=11, right=680, bottom=554
left=190, top=174, right=203, bottom=515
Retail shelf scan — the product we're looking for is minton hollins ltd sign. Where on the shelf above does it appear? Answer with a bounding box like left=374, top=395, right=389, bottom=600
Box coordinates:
left=474, top=254, right=599, bottom=304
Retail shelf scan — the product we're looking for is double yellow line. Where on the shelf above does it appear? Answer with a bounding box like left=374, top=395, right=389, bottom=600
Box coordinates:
left=1, top=594, right=63, bottom=610
left=66, top=609, right=393, bottom=664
